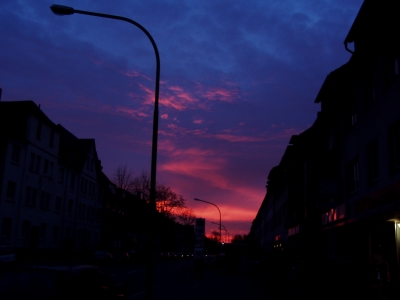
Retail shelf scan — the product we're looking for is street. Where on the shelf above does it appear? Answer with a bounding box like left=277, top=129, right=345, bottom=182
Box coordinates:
left=103, top=258, right=271, bottom=300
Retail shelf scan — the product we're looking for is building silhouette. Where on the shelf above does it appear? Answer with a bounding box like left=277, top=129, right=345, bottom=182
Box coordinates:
left=0, top=100, right=103, bottom=251
left=250, top=0, right=400, bottom=283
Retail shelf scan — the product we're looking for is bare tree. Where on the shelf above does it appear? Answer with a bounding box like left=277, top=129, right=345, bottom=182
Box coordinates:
left=113, top=163, right=134, bottom=192
left=210, top=230, right=221, bottom=242
left=176, top=208, right=196, bottom=226
left=131, top=170, right=151, bottom=200
left=156, top=184, right=186, bottom=217
left=232, top=234, right=247, bottom=244
left=128, top=170, right=187, bottom=218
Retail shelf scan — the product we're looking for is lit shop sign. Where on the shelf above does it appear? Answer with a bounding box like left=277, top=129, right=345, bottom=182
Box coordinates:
left=322, top=204, right=346, bottom=225
left=288, top=225, right=300, bottom=236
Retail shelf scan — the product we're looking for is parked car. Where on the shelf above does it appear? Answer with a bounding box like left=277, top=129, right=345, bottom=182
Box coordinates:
left=112, top=251, right=130, bottom=263
left=0, top=264, right=128, bottom=299
left=94, top=251, right=113, bottom=264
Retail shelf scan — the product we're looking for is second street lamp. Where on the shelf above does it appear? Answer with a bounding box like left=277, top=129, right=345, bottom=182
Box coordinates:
left=211, top=221, right=230, bottom=243
left=50, top=5, right=160, bottom=300
left=194, top=198, right=222, bottom=244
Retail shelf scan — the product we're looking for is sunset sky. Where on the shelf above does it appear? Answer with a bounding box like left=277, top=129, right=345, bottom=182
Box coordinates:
left=1, top=0, right=363, bottom=238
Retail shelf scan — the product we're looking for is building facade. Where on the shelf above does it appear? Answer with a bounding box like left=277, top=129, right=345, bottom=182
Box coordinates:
left=0, top=101, right=103, bottom=251
left=250, top=0, right=400, bottom=281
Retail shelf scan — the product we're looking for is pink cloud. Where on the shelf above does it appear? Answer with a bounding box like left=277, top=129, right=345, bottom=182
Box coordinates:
left=124, top=71, right=141, bottom=77
left=114, top=106, right=148, bottom=119
left=140, top=83, right=199, bottom=111
left=194, top=205, right=258, bottom=222
left=198, top=86, right=238, bottom=103
left=161, top=114, right=168, bottom=119
left=193, top=119, right=203, bottom=124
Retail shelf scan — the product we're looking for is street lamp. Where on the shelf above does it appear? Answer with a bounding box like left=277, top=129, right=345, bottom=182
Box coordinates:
left=50, top=5, right=160, bottom=300
left=194, top=198, right=221, bottom=244
left=211, top=221, right=230, bottom=243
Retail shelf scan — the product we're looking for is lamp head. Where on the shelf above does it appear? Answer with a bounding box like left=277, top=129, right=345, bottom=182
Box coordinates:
left=50, top=4, right=75, bottom=16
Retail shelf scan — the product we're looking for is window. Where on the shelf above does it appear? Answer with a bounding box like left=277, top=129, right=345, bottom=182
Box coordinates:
left=6, top=181, right=16, bottom=201
left=43, top=159, right=49, bottom=175
left=11, top=144, right=21, bottom=164
left=388, top=56, right=399, bottom=82
left=49, top=130, right=54, bottom=148
left=40, top=191, right=46, bottom=209
left=35, top=155, right=41, bottom=173
left=58, top=168, right=65, bottom=183
left=36, top=121, right=42, bottom=140
left=364, top=72, right=376, bottom=108
left=29, top=153, right=44, bottom=172
left=55, top=197, right=62, bottom=212
left=43, top=159, right=53, bottom=177
left=78, top=203, right=82, bottom=218
left=83, top=204, right=86, bottom=220
left=70, top=173, right=76, bottom=189
left=87, top=206, right=92, bottom=220
left=346, top=100, right=357, bottom=130
left=347, top=157, right=359, bottom=194
left=49, top=162, right=54, bottom=178
left=40, top=223, right=47, bottom=239
left=65, top=227, right=71, bottom=239
left=29, top=153, right=35, bottom=171
left=40, top=192, right=50, bottom=210
left=52, top=225, right=59, bottom=240
left=68, top=199, right=73, bottom=215
left=80, top=177, right=85, bottom=193
left=25, top=187, right=37, bottom=207
left=389, top=122, right=400, bottom=171
left=1, top=218, right=12, bottom=237
left=22, top=220, right=31, bottom=237
left=367, top=141, right=379, bottom=184
left=89, top=181, right=96, bottom=197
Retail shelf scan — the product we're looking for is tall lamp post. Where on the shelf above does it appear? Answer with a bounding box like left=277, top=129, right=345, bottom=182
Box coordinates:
left=194, top=198, right=221, bottom=244
left=50, top=5, right=160, bottom=299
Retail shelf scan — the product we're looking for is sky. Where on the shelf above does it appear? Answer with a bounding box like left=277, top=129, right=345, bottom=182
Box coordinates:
left=0, top=0, right=364, bottom=239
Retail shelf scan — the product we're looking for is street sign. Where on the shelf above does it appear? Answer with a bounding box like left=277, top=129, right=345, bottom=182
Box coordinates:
left=194, top=218, right=205, bottom=260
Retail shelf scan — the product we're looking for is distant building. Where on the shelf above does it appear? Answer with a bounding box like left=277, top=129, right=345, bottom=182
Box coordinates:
left=0, top=101, right=103, bottom=251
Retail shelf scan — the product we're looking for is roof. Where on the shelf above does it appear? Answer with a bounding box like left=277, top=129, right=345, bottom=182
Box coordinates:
left=344, top=0, right=398, bottom=45
left=0, top=100, right=56, bottom=139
